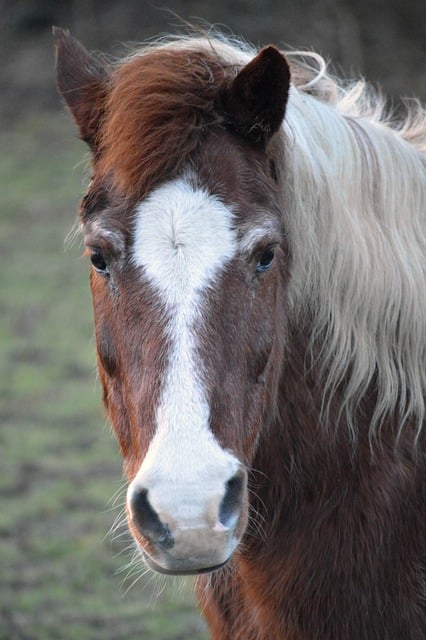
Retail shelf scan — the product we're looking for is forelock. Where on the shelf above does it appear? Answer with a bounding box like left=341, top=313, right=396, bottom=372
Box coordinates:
left=99, top=45, right=236, bottom=199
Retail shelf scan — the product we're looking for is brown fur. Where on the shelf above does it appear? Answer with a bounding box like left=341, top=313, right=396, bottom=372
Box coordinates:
left=99, top=48, right=231, bottom=198
left=198, top=328, right=425, bottom=639
left=55, top=29, right=425, bottom=640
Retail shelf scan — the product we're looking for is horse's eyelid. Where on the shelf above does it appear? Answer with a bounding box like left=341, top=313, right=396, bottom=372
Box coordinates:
left=85, top=244, right=98, bottom=253
left=84, top=238, right=115, bottom=256
left=255, top=241, right=280, bottom=257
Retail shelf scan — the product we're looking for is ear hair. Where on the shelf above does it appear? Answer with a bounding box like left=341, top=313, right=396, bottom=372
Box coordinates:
left=219, top=46, right=290, bottom=147
left=53, top=27, right=110, bottom=151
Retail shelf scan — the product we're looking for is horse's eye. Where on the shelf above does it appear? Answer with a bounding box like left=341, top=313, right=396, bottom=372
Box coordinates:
left=90, top=251, right=109, bottom=275
left=256, top=247, right=275, bottom=273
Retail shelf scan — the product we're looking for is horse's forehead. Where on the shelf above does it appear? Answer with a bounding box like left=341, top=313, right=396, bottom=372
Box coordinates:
left=130, top=173, right=282, bottom=282
left=131, top=176, right=237, bottom=304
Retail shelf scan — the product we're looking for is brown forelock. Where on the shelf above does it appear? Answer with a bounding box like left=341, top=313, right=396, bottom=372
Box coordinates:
left=99, top=47, right=234, bottom=199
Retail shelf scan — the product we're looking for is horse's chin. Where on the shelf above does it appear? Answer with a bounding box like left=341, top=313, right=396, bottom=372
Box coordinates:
left=142, top=551, right=230, bottom=576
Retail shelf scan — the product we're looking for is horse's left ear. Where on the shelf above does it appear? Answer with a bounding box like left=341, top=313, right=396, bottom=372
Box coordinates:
left=220, top=46, right=290, bottom=146
left=54, top=27, right=110, bottom=152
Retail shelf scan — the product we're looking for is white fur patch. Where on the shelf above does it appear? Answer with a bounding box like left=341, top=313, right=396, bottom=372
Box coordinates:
left=130, top=177, right=240, bottom=522
left=132, top=177, right=236, bottom=304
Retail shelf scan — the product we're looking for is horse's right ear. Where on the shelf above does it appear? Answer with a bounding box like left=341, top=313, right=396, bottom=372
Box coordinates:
left=219, top=46, right=290, bottom=147
left=53, top=27, right=109, bottom=151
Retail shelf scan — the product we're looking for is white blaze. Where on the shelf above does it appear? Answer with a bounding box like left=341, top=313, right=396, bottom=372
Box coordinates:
left=130, top=177, right=239, bottom=524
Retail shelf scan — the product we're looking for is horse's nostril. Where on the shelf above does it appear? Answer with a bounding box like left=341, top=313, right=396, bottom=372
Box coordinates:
left=219, top=471, right=246, bottom=529
left=130, top=489, right=174, bottom=549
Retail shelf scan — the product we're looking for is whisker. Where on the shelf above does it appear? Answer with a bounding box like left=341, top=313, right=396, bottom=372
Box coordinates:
left=121, top=565, right=152, bottom=597
left=113, top=542, right=137, bottom=562
left=107, top=481, right=129, bottom=507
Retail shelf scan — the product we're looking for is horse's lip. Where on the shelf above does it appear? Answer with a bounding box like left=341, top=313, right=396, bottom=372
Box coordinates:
left=142, top=552, right=229, bottom=576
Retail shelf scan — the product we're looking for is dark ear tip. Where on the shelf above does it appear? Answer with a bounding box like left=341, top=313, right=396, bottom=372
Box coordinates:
left=260, top=45, right=283, bottom=58
left=220, top=44, right=291, bottom=146
left=259, top=46, right=291, bottom=75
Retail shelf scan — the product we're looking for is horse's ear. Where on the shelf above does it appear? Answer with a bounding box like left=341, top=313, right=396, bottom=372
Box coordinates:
left=220, top=46, right=290, bottom=146
left=53, top=27, right=109, bottom=151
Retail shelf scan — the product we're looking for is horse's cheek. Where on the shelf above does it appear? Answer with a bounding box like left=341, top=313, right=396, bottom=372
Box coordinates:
left=242, top=383, right=267, bottom=461
left=90, top=277, right=134, bottom=464
left=107, top=380, right=133, bottom=465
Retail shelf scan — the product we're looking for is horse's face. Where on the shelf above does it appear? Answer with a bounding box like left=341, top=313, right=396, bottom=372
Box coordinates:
left=55, top=30, right=290, bottom=574
left=85, top=136, right=287, bottom=574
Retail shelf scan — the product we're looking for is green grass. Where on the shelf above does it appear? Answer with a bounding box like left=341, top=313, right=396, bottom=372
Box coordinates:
left=0, top=113, right=208, bottom=639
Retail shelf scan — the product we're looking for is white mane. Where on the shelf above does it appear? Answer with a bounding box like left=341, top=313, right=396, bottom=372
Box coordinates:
left=282, top=55, right=426, bottom=441
left=128, top=34, right=426, bottom=441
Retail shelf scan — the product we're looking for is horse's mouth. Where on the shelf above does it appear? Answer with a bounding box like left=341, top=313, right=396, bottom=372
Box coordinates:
left=142, top=551, right=230, bottom=576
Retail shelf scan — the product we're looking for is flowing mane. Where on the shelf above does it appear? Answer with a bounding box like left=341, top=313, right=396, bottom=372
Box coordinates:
left=100, top=35, right=426, bottom=442
left=282, top=52, right=426, bottom=441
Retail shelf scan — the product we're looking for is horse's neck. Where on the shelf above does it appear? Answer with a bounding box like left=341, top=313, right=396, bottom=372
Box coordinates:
left=224, top=330, right=421, bottom=638
left=249, top=326, right=401, bottom=525
left=250, top=328, right=353, bottom=527
left=198, top=329, right=424, bottom=639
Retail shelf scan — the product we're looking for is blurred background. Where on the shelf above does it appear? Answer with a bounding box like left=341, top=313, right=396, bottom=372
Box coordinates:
left=0, top=1, right=424, bottom=638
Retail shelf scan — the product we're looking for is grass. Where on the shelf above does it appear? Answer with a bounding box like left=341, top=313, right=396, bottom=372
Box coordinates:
left=0, top=112, right=208, bottom=639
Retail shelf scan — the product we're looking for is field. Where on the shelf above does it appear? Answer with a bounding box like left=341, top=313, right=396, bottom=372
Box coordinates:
left=0, top=113, right=208, bottom=639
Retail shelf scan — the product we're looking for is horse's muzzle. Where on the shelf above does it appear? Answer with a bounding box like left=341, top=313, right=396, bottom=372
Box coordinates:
left=127, top=465, right=247, bottom=575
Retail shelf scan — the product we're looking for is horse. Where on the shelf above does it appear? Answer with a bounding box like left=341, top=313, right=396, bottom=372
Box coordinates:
left=54, top=27, right=426, bottom=639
